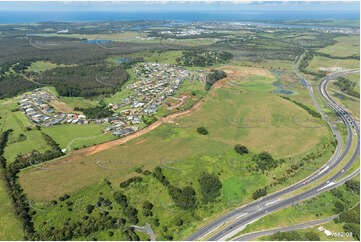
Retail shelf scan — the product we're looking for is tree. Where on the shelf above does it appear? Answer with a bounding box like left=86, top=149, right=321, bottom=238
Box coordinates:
left=113, top=191, right=128, bottom=207
left=86, top=205, right=95, bottom=214
left=345, top=180, right=360, bottom=194
left=142, top=201, right=153, bottom=210
left=198, top=172, right=222, bottom=203
left=234, top=145, right=248, bottom=155
left=270, top=231, right=302, bottom=241
left=168, top=185, right=197, bottom=210
left=333, top=201, right=345, bottom=213
left=197, top=127, right=208, bottom=135
left=343, top=223, right=360, bottom=240
left=175, top=218, right=183, bottom=226
left=253, top=152, right=277, bottom=171
left=142, top=201, right=154, bottom=217
left=252, top=187, right=267, bottom=200
left=304, top=231, right=320, bottom=241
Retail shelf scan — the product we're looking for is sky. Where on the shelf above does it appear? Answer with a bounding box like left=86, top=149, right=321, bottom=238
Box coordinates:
left=0, top=1, right=359, bottom=23
left=0, top=1, right=359, bottom=12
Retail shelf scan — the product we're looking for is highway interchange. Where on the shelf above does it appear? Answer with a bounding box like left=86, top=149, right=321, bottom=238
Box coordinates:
left=186, top=54, right=360, bottom=241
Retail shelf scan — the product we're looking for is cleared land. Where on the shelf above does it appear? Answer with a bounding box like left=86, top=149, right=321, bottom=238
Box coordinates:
left=307, top=56, right=360, bottom=73
left=318, top=35, right=360, bottom=57
left=19, top=66, right=330, bottom=201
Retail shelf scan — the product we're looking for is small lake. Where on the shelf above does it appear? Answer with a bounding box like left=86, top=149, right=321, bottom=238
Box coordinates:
left=112, top=57, right=130, bottom=64
left=83, top=39, right=111, bottom=44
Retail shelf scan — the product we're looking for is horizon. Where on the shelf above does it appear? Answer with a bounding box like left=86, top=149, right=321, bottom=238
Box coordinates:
left=0, top=1, right=359, bottom=24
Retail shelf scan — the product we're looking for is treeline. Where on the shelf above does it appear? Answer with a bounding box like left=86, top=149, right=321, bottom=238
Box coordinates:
left=280, top=96, right=321, bottom=118
left=334, top=77, right=360, bottom=98
left=0, top=129, right=35, bottom=239
left=176, top=50, right=232, bottom=67
left=39, top=64, right=129, bottom=97
left=334, top=203, right=360, bottom=240
left=0, top=73, right=37, bottom=98
left=270, top=231, right=320, bottom=241
left=205, top=69, right=227, bottom=91
left=0, top=130, right=64, bottom=240
left=298, top=51, right=327, bottom=80
left=315, top=51, right=360, bottom=60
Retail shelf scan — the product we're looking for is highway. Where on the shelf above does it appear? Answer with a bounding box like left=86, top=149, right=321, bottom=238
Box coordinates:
left=233, top=215, right=339, bottom=241
left=186, top=54, right=360, bottom=241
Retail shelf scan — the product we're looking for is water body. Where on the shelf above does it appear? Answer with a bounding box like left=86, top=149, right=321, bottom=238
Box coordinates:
left=272, top=71, right=294, bottom=95
left=0, top=2, right=359, bottom=24
left=112, top=58, right=129, bottom=64
left=83, top=39, right=111, bottom=44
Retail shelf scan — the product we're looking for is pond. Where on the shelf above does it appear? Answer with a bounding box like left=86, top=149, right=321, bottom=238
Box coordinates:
left=83, top=39, right=112, bottom=44
left=272, top=71, right=294, bottom=95
left=112, top=57, right=130, bottom=64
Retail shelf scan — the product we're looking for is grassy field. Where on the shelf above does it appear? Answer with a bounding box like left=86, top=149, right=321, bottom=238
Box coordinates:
left=42, top=124, right=115, bottom=151
left=318, top=35, right=360, bottom=57
left=15, top=65, right=335, bottom=240
left=107, top=50, right=183, bottom=65
left=19, top=66, right=331, bottom=200
left=306, top=55, right=360, bottom=73
left=0, top=173, right=24, bottom=240
left=60, top=96, right=98, bottom=110
left=0, top=105, right=51, bottom=162
left=26, top=61, right=73, bottom=73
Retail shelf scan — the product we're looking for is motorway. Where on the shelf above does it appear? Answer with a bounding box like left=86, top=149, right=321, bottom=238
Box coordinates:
left=186, top=54, right=360, bottom=241
left=233, top=215, right=339, bottom=241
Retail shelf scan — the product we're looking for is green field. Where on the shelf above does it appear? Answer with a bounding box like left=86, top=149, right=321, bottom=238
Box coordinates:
left=307, top=55, right=360, bottom=73
left=107, top=50, right=183, bottom=65
left=0, top=105, right=51, bottom=162
left=318, top=35, right=360, bottom=57
left=17, top=66, right=336, bottom=240
left=26, top=61, right=73, bottom=73
left=42, top=124, right=115, bottom=151
left=0, top=173, right=24, bottom=240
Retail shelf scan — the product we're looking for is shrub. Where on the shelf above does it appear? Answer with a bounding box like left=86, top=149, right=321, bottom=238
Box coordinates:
left=234, top=144, right=248, bottom=155
left=197, top=127, right=208, bottom=135
left=198, top=172, right=222, bottom=203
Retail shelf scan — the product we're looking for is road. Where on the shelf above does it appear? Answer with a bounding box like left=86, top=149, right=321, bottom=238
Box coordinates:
left=233, top=215, right=338, bottom=241
left=185, top=54, right=360, bottom=241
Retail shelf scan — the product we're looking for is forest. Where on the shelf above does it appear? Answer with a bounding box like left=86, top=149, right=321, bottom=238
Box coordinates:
left=38, top=64, right=129, bottom=97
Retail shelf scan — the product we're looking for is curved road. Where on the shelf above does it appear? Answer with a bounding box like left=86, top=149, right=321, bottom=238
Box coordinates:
left=186, top=54, right=360, bottom=241
left=233, top=215, right=338, bottom=241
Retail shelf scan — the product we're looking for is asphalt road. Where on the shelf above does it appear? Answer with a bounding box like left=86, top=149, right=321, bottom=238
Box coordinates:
left=233, top=215, right=338, bottom=241
left=186, top=54, right=360, bottom=241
